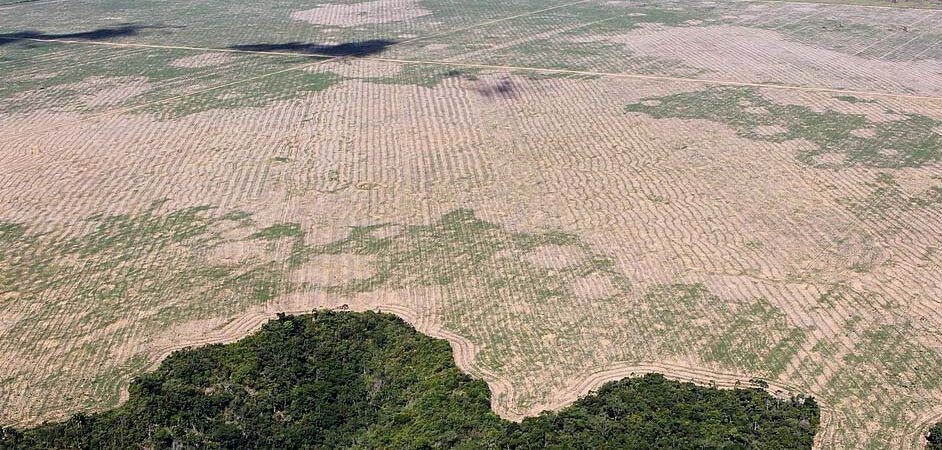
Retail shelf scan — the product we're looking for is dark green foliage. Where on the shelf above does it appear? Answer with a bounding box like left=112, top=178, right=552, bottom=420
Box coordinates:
left=1, top=312, right=504, bottom=450
left=502, top=376, right=818, bottom=450
left=928, top=423, right=942, bottom=450
left=1, top=312, right=819, bottom=450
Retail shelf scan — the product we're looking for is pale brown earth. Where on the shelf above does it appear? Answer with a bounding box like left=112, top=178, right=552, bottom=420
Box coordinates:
left=69, top=76, right=152, bottom=108
left=598, top=23, right=942, bottom=96
left=571, top=273, right=618, bottom=300
left=318, top=59, right=403, bottom=78
left=2, top=2, right=942, bottom=450
left=291, top=254, right=377, bottom=285
left=290, top=0, right=431, bottom=27
left=521, top=244, right=587, bottom=270
left=3, top=68, right=941, bottom=448
left=6, top=72, right=60, bottom=82
left=169, top=52, right=235, bottom=69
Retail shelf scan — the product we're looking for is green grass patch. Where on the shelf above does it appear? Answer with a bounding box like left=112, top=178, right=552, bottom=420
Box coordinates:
left=625, top=87, right=942, bottom=168
left=366, top=64, right=483, bottom=88
left=835, top=95, right=877, bottom=104
left=842, top=173, right=942, bottom=220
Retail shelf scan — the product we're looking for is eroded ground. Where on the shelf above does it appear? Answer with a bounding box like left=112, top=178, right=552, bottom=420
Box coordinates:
left=1, top=0, right=942, bottom=449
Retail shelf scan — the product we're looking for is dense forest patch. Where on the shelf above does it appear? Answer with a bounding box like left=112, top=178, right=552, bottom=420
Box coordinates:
left=0, top=311, right=819, bottom=449
left=929, top=423, right=942, bottom=450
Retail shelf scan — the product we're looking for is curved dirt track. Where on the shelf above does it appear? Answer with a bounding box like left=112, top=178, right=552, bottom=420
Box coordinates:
left=141, top=302, right=835, bottom=446
left=910, top=409, right=942, bottom=449
left=5, top=70, right=940, bottom=449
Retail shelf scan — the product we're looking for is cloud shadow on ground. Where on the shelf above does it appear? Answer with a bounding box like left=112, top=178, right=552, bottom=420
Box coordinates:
left=0, top=24, right=173, bottom=46
left=227, top=39, right=396, bottom=57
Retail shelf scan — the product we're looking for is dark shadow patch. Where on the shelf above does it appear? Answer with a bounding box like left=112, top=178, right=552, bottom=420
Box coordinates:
left=0, top=24, right=173, bottom=46
left=443, top=68, right=478, bottom=81
left=227, top=39, right=395, bottom=57
left=476, top=76, right=518, bottom=100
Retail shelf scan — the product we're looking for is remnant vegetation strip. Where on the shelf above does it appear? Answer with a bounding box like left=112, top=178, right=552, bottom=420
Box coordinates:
left=363, top=58, right=942, bottom=102
left=3, top=36, right=942, bottom=103
left=0, top=55, right=337, bottom=142
left=0, top=0, right=601, bottom=142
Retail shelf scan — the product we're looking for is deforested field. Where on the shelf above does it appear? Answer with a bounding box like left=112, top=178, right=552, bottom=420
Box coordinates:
left=1, top=0, right=941, bottom=448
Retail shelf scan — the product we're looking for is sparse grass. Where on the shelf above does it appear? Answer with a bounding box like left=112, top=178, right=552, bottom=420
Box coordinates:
left=149, top=69, right=339, bottom=119
left=1, top=0, right=941, bottom=447
left=824, top=321, right=942, bottom=446
left=511, top=70, right=600, bottom=81
left=0, top=201, right=306, bottom=422
left=625, top=87, right=942, bottom=168
left=287, top=213, right=807, bottom=406
left=365, top=64, right=484, bottom=88
left=842, top=172, right=942, bottom=220
left=835, top=95, right=878, bottom=104
left=638, top=286, right=806, bottom=377
left=0, top=43, right=321, bottom=116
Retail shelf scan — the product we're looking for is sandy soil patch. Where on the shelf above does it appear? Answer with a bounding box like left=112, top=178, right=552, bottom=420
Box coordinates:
left=811, top=152, right=848, bottom=166
left=422, top=43, right=449, bottom=52
left=603, top=24, right=942, bottom=96
left=889, top=167, right=942, bottom=194
left=369, top=225, right=402, bottom=239
left=744, top=106, right=768, bottom=114
left=7, top=72, right=60, bottom=82
left=571, top=273, right=617, bottom=300
left=206, top=240, right=267, bottom=264
left=319, top=59, right=403, bottom=78
left=850, top=128, right=877, bottom=138
left=291, top=253, right=376, bottom=286
left=215, top=92, right=242, bottom=101
left=522, top=245, right=587, bottom=270
left=291, top=0, right=430, bottom=27
left=304, top=225, right=356, bottom=246
left=170, top=53, right=235, bottom=69
left=62, top=76, right=151, bottom=108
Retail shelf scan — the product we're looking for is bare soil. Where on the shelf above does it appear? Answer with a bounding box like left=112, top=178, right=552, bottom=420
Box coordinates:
left=291, top=0, right=430, bottom=27
left=1, top=3, right=942, bottom=448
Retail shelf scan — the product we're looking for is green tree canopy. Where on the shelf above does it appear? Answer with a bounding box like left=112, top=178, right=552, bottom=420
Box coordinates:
left=0, top=311, right=819, bottom=449
left=928, top=423, right=942, bottom=450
